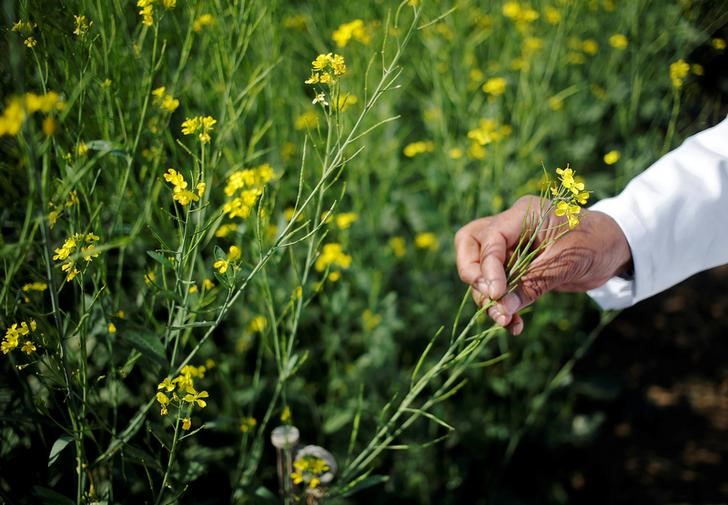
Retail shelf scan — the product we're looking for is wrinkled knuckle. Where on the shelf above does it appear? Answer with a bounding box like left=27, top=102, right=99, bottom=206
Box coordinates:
left=522, top=276, right=549, bottom=302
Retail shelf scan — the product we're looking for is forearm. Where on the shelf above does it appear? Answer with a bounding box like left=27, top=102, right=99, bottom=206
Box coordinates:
left=588, top=115, right=728, bottom=309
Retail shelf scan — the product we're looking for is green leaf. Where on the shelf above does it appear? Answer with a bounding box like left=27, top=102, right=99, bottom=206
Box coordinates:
left=86, top=139, right=127, bottom=157
left=252, top=486, right=279, bottom=504
left=121, top=331, right=167, bottom=368
left=32, top=486, right=75, bottom=505
left=146, top=250, right=174, bottom=269
left=48, top=435, right=73, bottom=467
left=339, top=474, right=389, bottom=497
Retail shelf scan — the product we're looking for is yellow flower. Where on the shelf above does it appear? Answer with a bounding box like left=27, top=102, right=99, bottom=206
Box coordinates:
left=481, top=77, right=507, bottom=97
left=362, top=309, right=382, bottom=331
left=22, top=282, right=47, bottom=293
left=42, top=116, right=57, bottom=136
left=24, top=37, right=37, bottom=48
left=108, top=322, right=117, bottom=334
left=156, top=391, right=170, bottom=406
left=158, top=377, right=176, bottom=392
left=547, top=96, right=563, bottom=111
left=712, top=38, right=726, bottom=52
left=228, top=245, right=242, bottom=261
left=415, top=232, right=438, bottom=251
left=213, top=259, right=229, bottom=274
left=305, top=53, right=347, bottom=85
left=73, top=15, right=92, bottom=37
left=247, top=315, right=267, bottom=333
left=603, top=150, right=621, bottom=165
left=334, top=94, right=358, bottom=112
left=183, top=389, right=209, bottom=408
left=555, top=201, right=582, bottom=229
left=192, top=13, right=215, bottom=32
left=21, top=340, right=36, bottom=354
left=181, top=117, right=199, bottom=135
left=182, top=418, right=192, bottom=430
left=181, top=115, right=216, bottom=143
left=77, top=142, right=89, bottom=157
left=334, top=212, right=358, bottom=229
left=669, top=59, right=690, bottom=89
left=152, top=86, right=179, bottom=113
left=544, top=6, right=561, bottom=24
left=332, top=19, right=370, bottom=48
left=144, top=271, right=156, bottom=285
left=0, top=99, right=26, bottom=137
left=295, top=111, right=319, bottom=130
left=240, top=416, right=257, bottom=433
left=137, top=0, right=154, bottom=26
left=280, top=406, right=292, bottom=422
left=172, top=189, right=199, bottom=206
left=203, top=278, right=215, bottom=290
left=403, top=140, right=435, bottom=157
left=389, top=236, right=406, bottom=258
left=608, top=33, right=628, bottom=50
left=448, top=147, right=463, bottom=159
left=582, top=39, right=599, bottom=55
left=315, top=243, right=352, bottom=272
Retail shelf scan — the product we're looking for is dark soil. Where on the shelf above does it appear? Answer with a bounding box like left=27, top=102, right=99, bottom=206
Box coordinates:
left=568, top=266, right=728, bottom=504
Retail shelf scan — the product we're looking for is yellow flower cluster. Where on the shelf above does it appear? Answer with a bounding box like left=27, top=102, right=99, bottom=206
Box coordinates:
left=291, top=455, right=330, bottom=489
left=247, top=315, right=267, bottom=333
left=73, top=15, right=92, bottom=37
left=304, top=53, right=347, bottom=86
left=151, top=86, right=180, bottom=113
left=163, top=168, right=205, bottom=206
left=333, top=212, right=358, bottom=230
left=669, top=58, right=690, bottom=89
left=294, top=111, right=319, bottom=130
left=332, top=19, right=370, bottom=48
left=2, top=320, right=38, bottom=355
left=52, top=232, right=101, bottom=282
left=156, top=364, right=210, bottom=427
left=603, top=150, right=620, bottom=165
left=482, top=77, right=507, bottom=97
left=467, top=118, right=512, bottom=159
left=22, top=282, right=48, bottom=293
left=315, top=243, right=352, bottom=274
left=222, top=163, right=276, bottom=220
left=403, top=140, right=434, bottom=157
left=389, top=236, right=406, bottom=258
left=192, top=14, right=215, bottom=32
left=181, top=115, right=216, bottom=144
left=137, top=0, right=175, bottom=27
left=11, top=19, right=37, bottom=48
left=608, top=33, right=629, bottom=50
left=502, top=2, right=539, bottom=29
left=415, top=232, right=439, bottom=251
left=240, top=416, right=257, bottom=433
left=551, top=166, right=590, bottom=229
left=0, top=91, right=64, bottom=137
left=213, top=245, right=241, bottom=274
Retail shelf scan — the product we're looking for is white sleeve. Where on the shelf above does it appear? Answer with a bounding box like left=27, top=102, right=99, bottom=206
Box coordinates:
left=587, top=115, right=728, bottom=310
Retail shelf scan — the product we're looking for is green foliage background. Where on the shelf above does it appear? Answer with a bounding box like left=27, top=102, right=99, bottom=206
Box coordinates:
left=1, top=0, right=726, bottom=503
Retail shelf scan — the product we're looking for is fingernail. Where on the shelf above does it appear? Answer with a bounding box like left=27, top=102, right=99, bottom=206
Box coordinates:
left=500, top=293, right=521, bottom=315
left=496, top=314, right=508, bottom=326
left=474, top=277, right=489, bottom=294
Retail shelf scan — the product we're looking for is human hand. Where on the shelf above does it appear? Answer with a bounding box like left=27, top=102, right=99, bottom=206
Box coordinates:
left=454, top=195, right=632, bottom=335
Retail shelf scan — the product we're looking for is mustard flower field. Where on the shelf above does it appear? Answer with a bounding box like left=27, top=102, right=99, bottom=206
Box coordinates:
left=1, top=1, right=726, bottom=503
